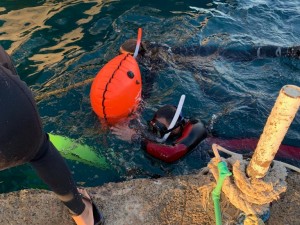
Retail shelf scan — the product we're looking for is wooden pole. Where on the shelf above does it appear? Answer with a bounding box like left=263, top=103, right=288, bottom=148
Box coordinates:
left=247, top=85, right=300, bottom=178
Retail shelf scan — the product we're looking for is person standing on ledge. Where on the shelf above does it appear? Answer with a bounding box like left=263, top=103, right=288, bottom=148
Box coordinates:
left=0, top=45, right=104, bottom=225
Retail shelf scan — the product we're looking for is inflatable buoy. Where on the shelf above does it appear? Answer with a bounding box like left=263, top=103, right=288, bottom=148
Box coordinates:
left=90, top=53, right=142, bottom=124
left=49, top=133, right=109, bottom=169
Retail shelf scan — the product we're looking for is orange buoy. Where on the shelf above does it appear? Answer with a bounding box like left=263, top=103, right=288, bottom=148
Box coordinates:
left=90, top=53, right=142, bottom=124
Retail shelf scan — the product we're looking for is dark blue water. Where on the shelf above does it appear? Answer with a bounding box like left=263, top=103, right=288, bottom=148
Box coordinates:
left=0, top=0, right=299, bottom=193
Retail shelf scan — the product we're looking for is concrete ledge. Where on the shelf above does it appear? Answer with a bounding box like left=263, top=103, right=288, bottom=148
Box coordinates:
left=0, top=171, right=299, bottom=225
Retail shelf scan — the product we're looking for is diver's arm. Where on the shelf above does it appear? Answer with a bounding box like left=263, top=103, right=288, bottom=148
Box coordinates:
left=142, top=121, right=207, bottom=163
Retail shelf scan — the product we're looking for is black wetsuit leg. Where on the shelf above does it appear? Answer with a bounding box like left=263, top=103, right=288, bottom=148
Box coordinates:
left=30, top=134, right=85, bottom=214
left=0, top=45, right=84, bottom=215
left=220, top=45, right=300, bottom=61
left=171, top=44, right=300, bottom=61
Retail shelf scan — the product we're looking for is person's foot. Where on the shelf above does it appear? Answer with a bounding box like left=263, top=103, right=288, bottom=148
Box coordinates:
left=72, top=189, right=105, bottom=225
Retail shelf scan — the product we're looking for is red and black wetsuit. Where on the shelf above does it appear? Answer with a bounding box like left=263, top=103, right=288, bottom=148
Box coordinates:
left=142, top=120, right=207, bottom=163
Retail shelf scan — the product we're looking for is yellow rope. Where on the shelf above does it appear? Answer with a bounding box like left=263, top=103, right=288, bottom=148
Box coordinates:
left=207, top=144, right=289, bottom=225
left=35, top=77, right=94, bottom=102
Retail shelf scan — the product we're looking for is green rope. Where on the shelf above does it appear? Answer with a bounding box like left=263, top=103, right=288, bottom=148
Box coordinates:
left=212, top=161, right=232, bottom=225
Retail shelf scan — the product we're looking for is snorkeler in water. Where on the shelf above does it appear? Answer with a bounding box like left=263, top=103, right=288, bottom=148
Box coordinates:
left=111, top=94, right=300, bottom=163
left=120, top=38, right=300, bottom=62
left=111, top=95, right=208, bottom=163
left=119, top=38, right=300, bottom=99
left=100, top=31, right=300, bottom=162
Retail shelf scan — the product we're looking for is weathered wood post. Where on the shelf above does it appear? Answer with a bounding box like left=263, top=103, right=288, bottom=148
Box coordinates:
left=247, top=85, right=300, bottom=178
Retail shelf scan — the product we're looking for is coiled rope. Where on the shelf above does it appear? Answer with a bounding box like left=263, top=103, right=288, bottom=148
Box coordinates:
left=203, top=144, right=291, bottom=225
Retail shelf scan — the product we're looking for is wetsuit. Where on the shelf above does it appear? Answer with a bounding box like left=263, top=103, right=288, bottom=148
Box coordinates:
left=142, top=119, right=207, bottom=163
left=142, top=41, right=300, bottom=62
left=0, top=45, right=84, bottom=215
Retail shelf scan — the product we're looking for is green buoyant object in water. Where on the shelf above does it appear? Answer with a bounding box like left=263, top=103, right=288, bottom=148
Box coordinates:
left=49, top=133, right=109, bottom=169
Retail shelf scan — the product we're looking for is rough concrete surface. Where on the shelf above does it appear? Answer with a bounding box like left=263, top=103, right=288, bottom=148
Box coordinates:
left=0, top=170, right=299, bottom=225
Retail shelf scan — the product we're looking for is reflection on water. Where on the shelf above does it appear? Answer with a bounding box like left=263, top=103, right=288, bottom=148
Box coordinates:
left=29, top=27, right=84, bottom=71
left=0, top=0, right=115, bottom=71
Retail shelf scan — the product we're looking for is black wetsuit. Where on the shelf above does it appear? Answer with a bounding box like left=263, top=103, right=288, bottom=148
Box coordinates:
left=142, top=42, right=300, bottom=62
left=0, top=45, right=84, bottom=215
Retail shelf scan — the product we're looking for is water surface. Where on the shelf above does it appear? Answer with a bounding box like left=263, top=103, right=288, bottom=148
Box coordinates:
left=0, top=0, right=299, bottom=192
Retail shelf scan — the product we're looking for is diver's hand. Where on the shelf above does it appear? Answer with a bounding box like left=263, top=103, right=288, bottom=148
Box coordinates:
left=111, top=124, right=137, bottom=142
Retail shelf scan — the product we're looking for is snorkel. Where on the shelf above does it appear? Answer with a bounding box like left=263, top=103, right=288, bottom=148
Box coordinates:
left=157, top=94, right=186, bottom=143
left=133, top=28, right=142, bottom=58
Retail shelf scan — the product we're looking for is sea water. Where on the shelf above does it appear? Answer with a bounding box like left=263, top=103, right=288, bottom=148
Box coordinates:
left=0, top=0, right=299, bottom=192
